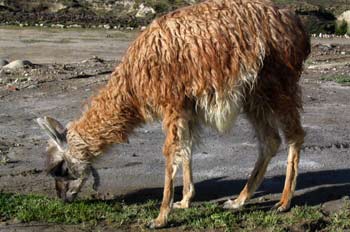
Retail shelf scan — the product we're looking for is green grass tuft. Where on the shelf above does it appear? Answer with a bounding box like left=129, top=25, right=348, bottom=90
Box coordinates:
left=321, top=74, right=350, bottom=85
left=1, top=193, right=350, bottom=231
left=0, top=193, right=158, bottom=226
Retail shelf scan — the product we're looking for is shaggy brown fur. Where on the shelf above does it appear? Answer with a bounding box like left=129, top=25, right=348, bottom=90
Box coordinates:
left=39, top=0, right=310, bottom=228
left=70, top=0, right=309, bottom=152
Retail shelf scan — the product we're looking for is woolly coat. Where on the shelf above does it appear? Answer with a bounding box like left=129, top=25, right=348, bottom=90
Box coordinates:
left=68, top=0, right=310, bottom=159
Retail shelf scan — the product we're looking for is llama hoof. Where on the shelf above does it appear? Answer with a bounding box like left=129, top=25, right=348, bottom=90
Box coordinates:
left=223, top=199, right=244, bottom=209
left=148, top=218, right=166, bottom=229
left=173, top=200, right=190, bottom=209
left=272, top=202, right=290, bottom=213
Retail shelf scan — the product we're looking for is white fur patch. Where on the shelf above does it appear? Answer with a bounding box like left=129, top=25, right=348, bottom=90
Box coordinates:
left=194, top=55, right=262, bottom=133
left=194, top=79, right=250, bottom=133
left=197, top=93, right=242, bottom=133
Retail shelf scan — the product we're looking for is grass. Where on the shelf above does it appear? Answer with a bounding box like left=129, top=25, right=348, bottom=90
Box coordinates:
left=321, top=74, right=350, bottom=85
left=1, top=193, right=350, bottom=231
left=0, top=156, right=10, bottom=165
left=328, top=206, right=350, bottom=231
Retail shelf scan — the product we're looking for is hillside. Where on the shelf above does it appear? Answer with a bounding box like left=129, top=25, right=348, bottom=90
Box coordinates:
left=0, top=0, right=349, bottom=33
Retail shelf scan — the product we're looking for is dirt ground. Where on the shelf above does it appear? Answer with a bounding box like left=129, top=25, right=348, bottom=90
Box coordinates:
left=0, top=27, right=350, bottom=231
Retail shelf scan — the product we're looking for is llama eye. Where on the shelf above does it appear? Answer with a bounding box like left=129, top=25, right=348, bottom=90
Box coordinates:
left=52, top=166, right=68, bottom=177
left=51, top=161, right=69, bottom=177
left=61, top=167, right=69, bottom=177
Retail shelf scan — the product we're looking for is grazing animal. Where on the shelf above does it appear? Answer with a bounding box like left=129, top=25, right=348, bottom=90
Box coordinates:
left=37, top=0, right=310, bottom=228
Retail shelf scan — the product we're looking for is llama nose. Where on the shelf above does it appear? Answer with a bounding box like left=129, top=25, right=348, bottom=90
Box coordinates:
left=64, top=196, right=74, bottom=203
left=64, top=192, right=78, bottom=203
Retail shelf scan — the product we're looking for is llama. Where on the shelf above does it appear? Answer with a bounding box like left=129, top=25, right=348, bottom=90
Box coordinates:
left=37, top=0, right=310, bottom=228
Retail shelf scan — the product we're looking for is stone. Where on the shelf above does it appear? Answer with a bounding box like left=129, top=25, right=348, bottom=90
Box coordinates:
left=27, top=84, right=37, bottom=89
left=51, top=24, right=65, bottom=29
left=68, top=24, right=82, bottom=28
left=3, top=60, right=33, bottom=69
left=104, top=24, right=111, bottom=30
left=135, top=3, right=155, bottom=18
left=337, top=10, right=350, bottom=32
left=6, top=85, right=19, bottom=91
left=0, top=59, right=9, bottom=68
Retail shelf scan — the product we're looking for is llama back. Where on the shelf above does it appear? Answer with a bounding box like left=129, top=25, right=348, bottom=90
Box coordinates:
left=112, top=0, right=310, bottom=130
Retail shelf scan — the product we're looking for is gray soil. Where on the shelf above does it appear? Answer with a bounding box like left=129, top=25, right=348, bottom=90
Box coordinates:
left=0, top=27, right=350, bottom=230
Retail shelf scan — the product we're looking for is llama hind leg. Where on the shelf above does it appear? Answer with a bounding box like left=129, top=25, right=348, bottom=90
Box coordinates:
left=273, top=109, right=304, bottom=212
left=224, top=113, right=281, bottom=209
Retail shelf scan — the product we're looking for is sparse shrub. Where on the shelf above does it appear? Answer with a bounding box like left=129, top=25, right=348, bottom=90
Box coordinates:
left=335, top=19, right=348, bottom=35
left=136, top=0, right=189, bottom=14
left=303, top=16, right=336, bottom=34
left=148, top=0, right=171, bottom=13
left=297, top=7, right=337, bottom=34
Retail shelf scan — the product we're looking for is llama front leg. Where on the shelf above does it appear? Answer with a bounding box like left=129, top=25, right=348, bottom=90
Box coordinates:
left=150, top=114, right=191, bottom=228
left=149, top=157, right=179, bottom=228
left=173, top=155, right=195, bottom=209
left=173, top=117, right=194, bottom=209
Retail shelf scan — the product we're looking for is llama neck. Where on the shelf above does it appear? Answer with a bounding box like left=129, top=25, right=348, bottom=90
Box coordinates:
left=68, top=73, right=142, bottom=159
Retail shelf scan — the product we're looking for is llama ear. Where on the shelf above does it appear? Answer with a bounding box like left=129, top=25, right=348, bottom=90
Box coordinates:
left=37, top=116, right=67, bottom=151
left=46, top=153, right=66, bottom=176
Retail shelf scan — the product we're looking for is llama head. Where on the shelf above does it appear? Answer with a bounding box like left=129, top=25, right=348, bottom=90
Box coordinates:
left=37, top=117, right=99, bottom=202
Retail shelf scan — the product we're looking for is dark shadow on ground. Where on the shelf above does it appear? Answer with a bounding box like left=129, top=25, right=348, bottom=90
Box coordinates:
left=113, top=169, right=350, bottom=208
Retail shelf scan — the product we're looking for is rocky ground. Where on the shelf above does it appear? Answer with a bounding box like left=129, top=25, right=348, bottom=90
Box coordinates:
left=0, top=28, right=350, bottom=231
